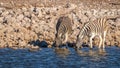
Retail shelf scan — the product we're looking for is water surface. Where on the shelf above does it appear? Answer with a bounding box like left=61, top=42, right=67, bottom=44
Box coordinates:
left=0, top=46, right=120, bottom=68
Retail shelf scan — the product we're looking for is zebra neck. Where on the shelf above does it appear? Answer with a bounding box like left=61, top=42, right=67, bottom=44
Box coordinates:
left=79, top=27, right=89, bottom=39
left=80, top=22, right=90, bottom=38
left=78, top=31, right=84, bottom=39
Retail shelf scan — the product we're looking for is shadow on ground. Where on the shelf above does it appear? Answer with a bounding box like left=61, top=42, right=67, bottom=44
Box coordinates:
left=28, top=39, right=48, bottom=48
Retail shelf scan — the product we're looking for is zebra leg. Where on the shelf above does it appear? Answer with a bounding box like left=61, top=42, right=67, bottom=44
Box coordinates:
left=103, top=31, right=107, bottom=49
left=65, top=33, right=69, bottom=48
left=90, top=35, right=95, bottom=49
left=99, top=35, right=103, bottom=49
left=65, top=33, right=68, bottom=43
left=76, top=38, right=82, bottom=50
left=66, top=43, right=69, bottom=48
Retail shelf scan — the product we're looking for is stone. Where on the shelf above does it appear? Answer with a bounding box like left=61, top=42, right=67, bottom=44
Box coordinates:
left=0, top=17, right=4, bottom=23
left=1, top=11, right=9, bottom=16
left=23, top=11, right=31, bottom=18
left=16, top=14, right=24, bottom=21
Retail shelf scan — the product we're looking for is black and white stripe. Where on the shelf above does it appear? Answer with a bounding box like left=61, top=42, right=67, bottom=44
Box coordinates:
left=55, top=16, right=72, bottom=47
left=76, top=17, right=109, bottom=49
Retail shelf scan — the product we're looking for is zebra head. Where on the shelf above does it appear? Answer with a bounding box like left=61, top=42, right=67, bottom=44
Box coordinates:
left=76, top=35, right=83, bottom=49
left=55, top=33, right=65, bottom=47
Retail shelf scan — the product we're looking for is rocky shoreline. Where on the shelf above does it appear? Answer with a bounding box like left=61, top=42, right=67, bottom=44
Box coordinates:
left=0, top=1, right=120, bottom=49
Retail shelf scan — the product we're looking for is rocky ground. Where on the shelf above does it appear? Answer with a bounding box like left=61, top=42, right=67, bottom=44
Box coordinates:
left=0, top=0, right=120, bottom=49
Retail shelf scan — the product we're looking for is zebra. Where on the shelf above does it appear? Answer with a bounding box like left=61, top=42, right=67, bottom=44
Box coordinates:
left=76, top=17, right=109, bottom=49
left=55, top=16, right=72, bottom=47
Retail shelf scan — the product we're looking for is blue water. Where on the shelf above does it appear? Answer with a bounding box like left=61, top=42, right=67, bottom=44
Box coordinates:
left=0, top=46, right=120, bottom=68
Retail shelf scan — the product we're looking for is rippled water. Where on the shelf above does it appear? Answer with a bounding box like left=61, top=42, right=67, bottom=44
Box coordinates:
left=0, top=46, right=120, bottom=68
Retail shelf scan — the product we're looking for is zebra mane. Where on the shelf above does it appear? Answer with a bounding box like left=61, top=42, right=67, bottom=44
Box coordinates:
left=56, top=16, right=64, bottom=33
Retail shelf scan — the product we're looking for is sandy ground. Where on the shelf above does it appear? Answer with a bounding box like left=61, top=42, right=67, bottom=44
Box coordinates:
left=0, top=0, right=120, bottom=9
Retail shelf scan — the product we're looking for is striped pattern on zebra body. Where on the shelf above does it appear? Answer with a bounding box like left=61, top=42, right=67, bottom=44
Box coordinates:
left=76, top=17, right=109, bottom=49
left=55, top=16, right=72, bottom=47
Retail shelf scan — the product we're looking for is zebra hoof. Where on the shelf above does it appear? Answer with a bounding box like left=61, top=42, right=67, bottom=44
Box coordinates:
left=74, top=46, right=81, bottom=51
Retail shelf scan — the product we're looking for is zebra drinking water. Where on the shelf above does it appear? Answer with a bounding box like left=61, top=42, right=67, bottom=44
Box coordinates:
left=76, top=17, right=109, bottom=49
left=55, top=16, right=72, bottom=47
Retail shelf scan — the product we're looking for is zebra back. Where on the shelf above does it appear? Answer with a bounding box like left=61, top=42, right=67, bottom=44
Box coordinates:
left=78, top=17, right=109, bottom=39
left=56, top=16, right=72, bottom=38
left=55, top=16, right=72, bottom=47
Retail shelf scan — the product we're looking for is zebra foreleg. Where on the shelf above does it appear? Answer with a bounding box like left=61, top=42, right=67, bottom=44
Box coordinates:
left=103, top=31, right=107, bottom=49
left=99, top=35, right=103, bottom=49
left=90, top=35, right=95, bottom=49
left=65, top=33, right=69, bottom=48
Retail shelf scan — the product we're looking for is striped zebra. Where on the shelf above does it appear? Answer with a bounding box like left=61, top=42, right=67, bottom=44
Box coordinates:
left=76, top=17, right=109, bottom=49
left=55, top=16, right=72, bottom=47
